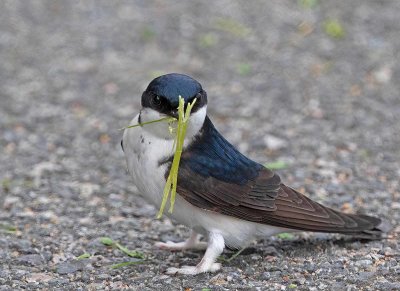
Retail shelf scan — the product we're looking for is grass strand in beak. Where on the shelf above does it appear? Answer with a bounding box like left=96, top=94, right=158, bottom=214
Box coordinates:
left=157, top=96, right=197, bottom=218
left=121, top=97, right=196, bottom=219
left=119, top=116, right=176, bottom=131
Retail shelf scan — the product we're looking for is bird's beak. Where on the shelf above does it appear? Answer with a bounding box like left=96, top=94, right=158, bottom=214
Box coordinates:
left=170, top=109, right=178, bottom=119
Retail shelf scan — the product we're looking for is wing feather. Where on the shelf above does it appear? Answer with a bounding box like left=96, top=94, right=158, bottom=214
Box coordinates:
left=172, top=116, right=382, bottom=237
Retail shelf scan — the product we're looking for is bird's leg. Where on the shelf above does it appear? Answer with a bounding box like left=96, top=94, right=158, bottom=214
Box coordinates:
left=166, top=232, right=225, bottom=275
left=155, top=230, right=207, bottom=251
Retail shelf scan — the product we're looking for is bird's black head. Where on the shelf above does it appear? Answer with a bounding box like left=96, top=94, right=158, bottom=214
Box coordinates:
left=141, top=73, right=207, bottom=117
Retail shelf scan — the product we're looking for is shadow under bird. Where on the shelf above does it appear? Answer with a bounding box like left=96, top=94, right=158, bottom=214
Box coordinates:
left=122, top=73, right=388, bottom=275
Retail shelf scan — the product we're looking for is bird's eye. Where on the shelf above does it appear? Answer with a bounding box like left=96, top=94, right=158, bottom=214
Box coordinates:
left=151, top=95, right=162, bottom=107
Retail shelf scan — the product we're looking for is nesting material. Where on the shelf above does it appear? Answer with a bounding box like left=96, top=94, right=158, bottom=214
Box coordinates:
left=122, top=96, right=197, bottom=218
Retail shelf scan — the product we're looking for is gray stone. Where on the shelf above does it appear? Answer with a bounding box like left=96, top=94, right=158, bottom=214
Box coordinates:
left=56, top=260, right=86, bottom=275
left=9, top=239, right=32, bottom=253
left=263, top=246, right=280, bottom=256
left=15, top=254, right=45, bottom=267
left=261, top=272, right=271, bottom=280
left=355, top=260, right=373, bottom=268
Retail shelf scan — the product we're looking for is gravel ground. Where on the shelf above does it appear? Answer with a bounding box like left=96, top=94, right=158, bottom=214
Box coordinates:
left=1, top=1, right=399, bottom=290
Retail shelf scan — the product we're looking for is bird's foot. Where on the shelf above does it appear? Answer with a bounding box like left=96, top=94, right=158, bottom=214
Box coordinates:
left=165, top=232, right=225, bottom=275
left=166, top=263, right=221, bottom=275
left=154, top=230, right=207, bottom=251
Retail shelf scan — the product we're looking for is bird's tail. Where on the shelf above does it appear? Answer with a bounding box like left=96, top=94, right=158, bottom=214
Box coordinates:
left=325, top=212, right=391, bottom=239
left=262, top=185, right=391, bottom=240
left=274, top=211, right=389, bottom=240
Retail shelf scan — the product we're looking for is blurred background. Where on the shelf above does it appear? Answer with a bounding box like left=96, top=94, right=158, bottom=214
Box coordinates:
left=0, top=0, right=399, bottom=289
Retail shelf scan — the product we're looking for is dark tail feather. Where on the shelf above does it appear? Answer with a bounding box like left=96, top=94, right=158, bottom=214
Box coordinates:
left=264, top=186, right=392, bottom=239
left=343, top=215, right=392, bottom=239
left=292, top=211, right=391, bottom=240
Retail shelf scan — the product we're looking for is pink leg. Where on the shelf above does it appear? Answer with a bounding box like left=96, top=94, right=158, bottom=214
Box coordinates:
left=155, top=230, right=207, bottom=251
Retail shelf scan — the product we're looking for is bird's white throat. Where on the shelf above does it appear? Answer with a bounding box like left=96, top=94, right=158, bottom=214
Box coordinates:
left=122, top=106, right=207, bottom=209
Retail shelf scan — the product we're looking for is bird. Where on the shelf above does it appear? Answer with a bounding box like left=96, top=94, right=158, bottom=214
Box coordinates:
left=122, top=73, right=388, bottom=275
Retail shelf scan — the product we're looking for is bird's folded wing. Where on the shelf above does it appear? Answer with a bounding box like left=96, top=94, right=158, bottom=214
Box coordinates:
left=177, top=166, right=380, bottom=233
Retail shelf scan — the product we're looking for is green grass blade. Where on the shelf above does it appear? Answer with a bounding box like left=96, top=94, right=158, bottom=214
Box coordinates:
left=111, top=261, right=143, bottom=269
left=277, top=232, right=295, bottom=240
left=0, top=224, right=17, bottom=234
left=226, top=247, right=247, bottom=262
left=76, top=253, right=91, bottom=260
left=168, top=97, right=196, bottom=214
left=264, top=161, right=289, bottom=170
left=218, top=247, right=247, bottom=263
left=100, top=237, right=115, bottom=246
left=115, top=243, right=145, bottom=259
left=157, top=175, right=172, bottom=218
left=119, top=117, right=176, bottom=131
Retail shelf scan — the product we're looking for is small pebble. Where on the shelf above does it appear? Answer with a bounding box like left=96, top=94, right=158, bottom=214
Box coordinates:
left=56, top=260, right=86, bottom=275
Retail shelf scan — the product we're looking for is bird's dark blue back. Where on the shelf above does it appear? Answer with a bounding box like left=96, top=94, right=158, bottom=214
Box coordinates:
left=181, top=116, right=263, bottom=185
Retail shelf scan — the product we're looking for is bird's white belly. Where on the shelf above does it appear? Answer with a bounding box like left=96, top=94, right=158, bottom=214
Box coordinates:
left=123, top=114, right=288, bottom=248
